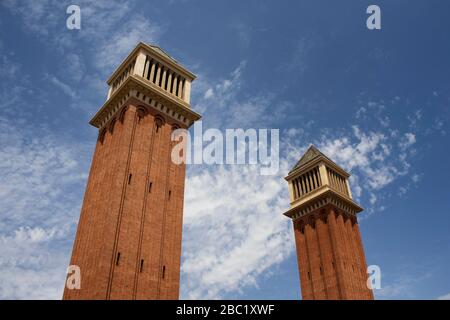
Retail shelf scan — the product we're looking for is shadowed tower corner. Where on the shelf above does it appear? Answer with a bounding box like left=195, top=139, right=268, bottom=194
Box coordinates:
left=283, top=145, right=374, bottom=300
left=63, top=42, right=201, bottom=300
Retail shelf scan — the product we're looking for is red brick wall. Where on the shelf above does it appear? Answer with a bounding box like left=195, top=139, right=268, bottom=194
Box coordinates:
left=63, top=103, right=186, bottom=300
left=293, top=206, right=374, bottom=300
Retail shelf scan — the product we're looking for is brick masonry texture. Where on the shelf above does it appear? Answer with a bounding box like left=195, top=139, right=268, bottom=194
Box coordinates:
left=293, top=205, right=374, bottom=300
left=63, top=103, right=186, bottom=300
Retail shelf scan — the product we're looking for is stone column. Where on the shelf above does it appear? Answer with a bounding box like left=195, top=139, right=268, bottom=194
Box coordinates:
left=155, top=64, right=162, bottom=86
left=172, top=75, right=178, bottom=95
left=166, top=72, right=173, bottom=92
left=133, top=50, right=147, bottom=77
left=143, top=57, right=150, bottom=80
left=345, top=179, right=353, bottom=198
left=177, top=78, right=184, bottom=98
left=149, top=60, right=156, bottom=82
left=183, top=80, right=191, bottom=103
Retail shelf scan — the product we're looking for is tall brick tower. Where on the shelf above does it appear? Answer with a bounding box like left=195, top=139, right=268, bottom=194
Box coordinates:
left=63, top=43, right=200, bottom=300
left=283, top=146, right=374, bottom=300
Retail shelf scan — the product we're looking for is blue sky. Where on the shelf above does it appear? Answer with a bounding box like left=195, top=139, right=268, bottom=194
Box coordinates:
left=0, top=0, right=449, bottom=300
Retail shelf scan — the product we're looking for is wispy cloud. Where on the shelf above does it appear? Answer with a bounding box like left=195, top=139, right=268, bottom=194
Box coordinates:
left=182, top=163, right=293, bottom=299
left=0, top=114, right=90, bottom=299
left=2, top=0, right=163, bottom=113
left=45, top=73, right=77, bottom=98
left=0, top=41, right=89, bottom=299
left=375, top=264, right=434, bottom=300
left=94, top=15, right=161, bottom=71
left=230, top=21, right=252, bottom=48
left=437, top=293, right=450, bottom=300
left=191, top=61, right=300, bottom=129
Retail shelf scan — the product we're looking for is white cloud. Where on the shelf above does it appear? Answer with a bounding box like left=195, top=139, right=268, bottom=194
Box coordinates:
left=316, top=126, right=412, bottom=195
left=63, top=53, right=86, bottom=83
left=369, top=193, right=377, bottom=205
left=0, top=53, right=34, bottom=114
left=411, top=174, right=421, bottom=183
left=1, top=0, right=62, bottom=36
left=282, top=37, right=313, bottom=75
left=182, top=163, right=293, bottom=299
left=375, top=267, right=433, bottom=300
left=0, top=224, right=70, bottom=299
left=399, top=133, right=416, bottom=150
left=203, top=88, right=214, bottom=99
left=0, top=115, right=89, bottom=299
left=94, top=15, right=161, bottom=71
left=12, top=226, right=60, bottom=243
left=191, top=61, right=244, bottom=118
left=437, top=293, right=450, bottom=300
left=0, top=33, right=89, bottom=299
left=45, top=73, right=77, bottom=98
left=192, top=61, right=301, bottom=129
left=357, top=100, right=395, bottom=129
left=2, top=0, right=163, bottom=105
left=286, top=128, right=304, bottom=138
left=355, top=106, right=367, bottom=119
left=0, top=55, right=20, bottom=78
left=398, top=186, right=408, bottom=196
left=407, top=110, right=423, bottom=129
left=230, top=21, right=251, bottom=48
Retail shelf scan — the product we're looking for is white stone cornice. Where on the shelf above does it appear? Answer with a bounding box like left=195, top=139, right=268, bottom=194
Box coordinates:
left=90, top=75, right=201, bottom=129
left=283, top=188, right=363, bottom=221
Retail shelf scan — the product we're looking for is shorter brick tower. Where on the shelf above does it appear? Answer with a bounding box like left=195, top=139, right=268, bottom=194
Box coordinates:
left=283, top=146, right=374, bottom=300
